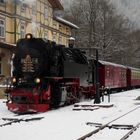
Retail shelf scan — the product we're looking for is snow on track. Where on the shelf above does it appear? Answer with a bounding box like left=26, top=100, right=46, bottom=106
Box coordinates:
left=0, top=89, right=140, bottom=140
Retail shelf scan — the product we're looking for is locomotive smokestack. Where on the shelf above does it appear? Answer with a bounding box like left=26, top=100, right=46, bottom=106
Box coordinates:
left=68, top=37, right=75, bottom=48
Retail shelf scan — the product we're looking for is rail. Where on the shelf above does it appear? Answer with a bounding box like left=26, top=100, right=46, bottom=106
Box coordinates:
left=77, top=106, right=140, bottom=140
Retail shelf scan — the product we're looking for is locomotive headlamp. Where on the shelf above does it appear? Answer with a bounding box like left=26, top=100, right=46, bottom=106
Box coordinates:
left=25, top=33, right=33, bottom=39
left=12, top=77, right=16, bottom=83
left=35, top=78, right=41, bottom=84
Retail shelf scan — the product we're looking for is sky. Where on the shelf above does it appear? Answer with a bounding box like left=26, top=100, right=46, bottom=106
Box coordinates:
left=111, top=0, right=140, bottom=28
left=61, top=0, right=140, bottom=28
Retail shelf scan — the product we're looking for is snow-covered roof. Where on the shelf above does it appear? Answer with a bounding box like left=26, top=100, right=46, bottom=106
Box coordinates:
left=3, top=42, right=16, bottom=47
left=99, top=60, right=127, bottom=68
left=55, top=16, right=79, bottom=29
left=0, top=42, right=16, bottom=49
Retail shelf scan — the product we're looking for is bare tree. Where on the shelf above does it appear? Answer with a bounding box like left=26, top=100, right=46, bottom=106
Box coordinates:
left=62, top=0, right=139, bottom=67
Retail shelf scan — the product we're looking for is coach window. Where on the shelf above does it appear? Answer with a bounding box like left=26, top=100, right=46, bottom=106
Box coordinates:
left=138, top=73, right=140, bottom=79
left=132, top=72, right=134, bottom=79
left=0, top=19, right=5, bottom=38
left=106, top=70, right=110, bottom=77
left=134, top=72, right=136, bottom=79
left=122, top=71, right=125, bottom=79
left=121, top=71, right=123, bottom=79
left=136, top=73, right=138, bottom=79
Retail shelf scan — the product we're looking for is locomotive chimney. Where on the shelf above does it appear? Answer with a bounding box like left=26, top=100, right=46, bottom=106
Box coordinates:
left=68, top=37, right=75, bottom=48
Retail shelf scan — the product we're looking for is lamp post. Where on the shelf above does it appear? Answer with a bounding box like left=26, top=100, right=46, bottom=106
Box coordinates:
left=78, top=47, right=101, bottom=104
left=94, top=49, right=100, bottom=104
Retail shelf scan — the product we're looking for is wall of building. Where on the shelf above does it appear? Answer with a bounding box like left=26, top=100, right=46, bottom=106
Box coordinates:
left=0, top=0, right=74, bottom=77
left=0, top=0, right=71, bottom=46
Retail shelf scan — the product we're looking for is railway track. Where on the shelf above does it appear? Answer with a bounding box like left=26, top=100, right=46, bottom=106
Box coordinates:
left=120, top=122, right=140, bottom=140
left=77, top=106, right=140, bottom=140
left=0, top=114, right=44, bottom=127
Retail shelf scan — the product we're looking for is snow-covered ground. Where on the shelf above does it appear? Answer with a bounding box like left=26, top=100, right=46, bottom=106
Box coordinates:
left=0, top=89, right=140, bottom=140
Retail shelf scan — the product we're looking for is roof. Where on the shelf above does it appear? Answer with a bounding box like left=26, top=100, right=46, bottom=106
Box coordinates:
left=99, top=60, right=127, bottom=69
left=0, top=42, right=16, bottom=50
left=48, top=0, right=64, bottom=10
left=54, top=16, right=79, bottom=29
left=127, top=66, right=140, bottom=71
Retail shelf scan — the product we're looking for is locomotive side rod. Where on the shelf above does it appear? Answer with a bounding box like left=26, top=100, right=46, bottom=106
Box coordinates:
left=77, top=106, right=140, bottom=140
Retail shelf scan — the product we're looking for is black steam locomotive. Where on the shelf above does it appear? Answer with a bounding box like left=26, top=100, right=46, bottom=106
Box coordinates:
left=6, top=33, right=95, bottom=113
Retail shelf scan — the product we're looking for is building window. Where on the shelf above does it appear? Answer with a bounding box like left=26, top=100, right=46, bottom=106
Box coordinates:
left=21, top=3, right=26, bottom=13
left=45, top=6, right=48, bottom=19
left=0, top=19, right=5, bottom=38
left=52, top=32, right=56, bottom=42
left=21, top=23, right=25, bottom=38
left=44, top=32, right=48, bottom=40
left=59, top=25, right=62, bottom=32
left=58, top=35, right=62, bottom=44
left=66, top=27, right=69, bottom=34
left=53, top=21, right=57, bottom=29
left=32, top=3, right=36, bottom=15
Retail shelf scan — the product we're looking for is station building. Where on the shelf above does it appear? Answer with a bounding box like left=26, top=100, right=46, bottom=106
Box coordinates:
left=0, top=0, right=78, bottom=77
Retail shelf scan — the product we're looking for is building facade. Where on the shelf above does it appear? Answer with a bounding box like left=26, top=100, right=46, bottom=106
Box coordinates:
left=0, top=0, right=78, bottom=77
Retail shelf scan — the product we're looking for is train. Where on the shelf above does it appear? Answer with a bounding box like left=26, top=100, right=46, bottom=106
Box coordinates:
left=5, top=33, right=140, bottom=113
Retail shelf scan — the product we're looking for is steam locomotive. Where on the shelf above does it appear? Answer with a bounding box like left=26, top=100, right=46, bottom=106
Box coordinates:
left=6, top=33, right=140, bottom=113
left=6, top=33, right=95, bottom=113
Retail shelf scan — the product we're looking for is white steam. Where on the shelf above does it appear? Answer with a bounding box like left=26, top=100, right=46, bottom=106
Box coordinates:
left=31, top=21, right=40, bottom=37
left=18, top=0, right=39, bottom=36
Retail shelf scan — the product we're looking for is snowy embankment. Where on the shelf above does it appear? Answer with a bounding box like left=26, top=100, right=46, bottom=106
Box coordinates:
left=0, top=89, right=140, bottom=140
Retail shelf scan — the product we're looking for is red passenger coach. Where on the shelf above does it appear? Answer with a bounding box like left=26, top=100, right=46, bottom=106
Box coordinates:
left=99, top=61, right=127, bottom=91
